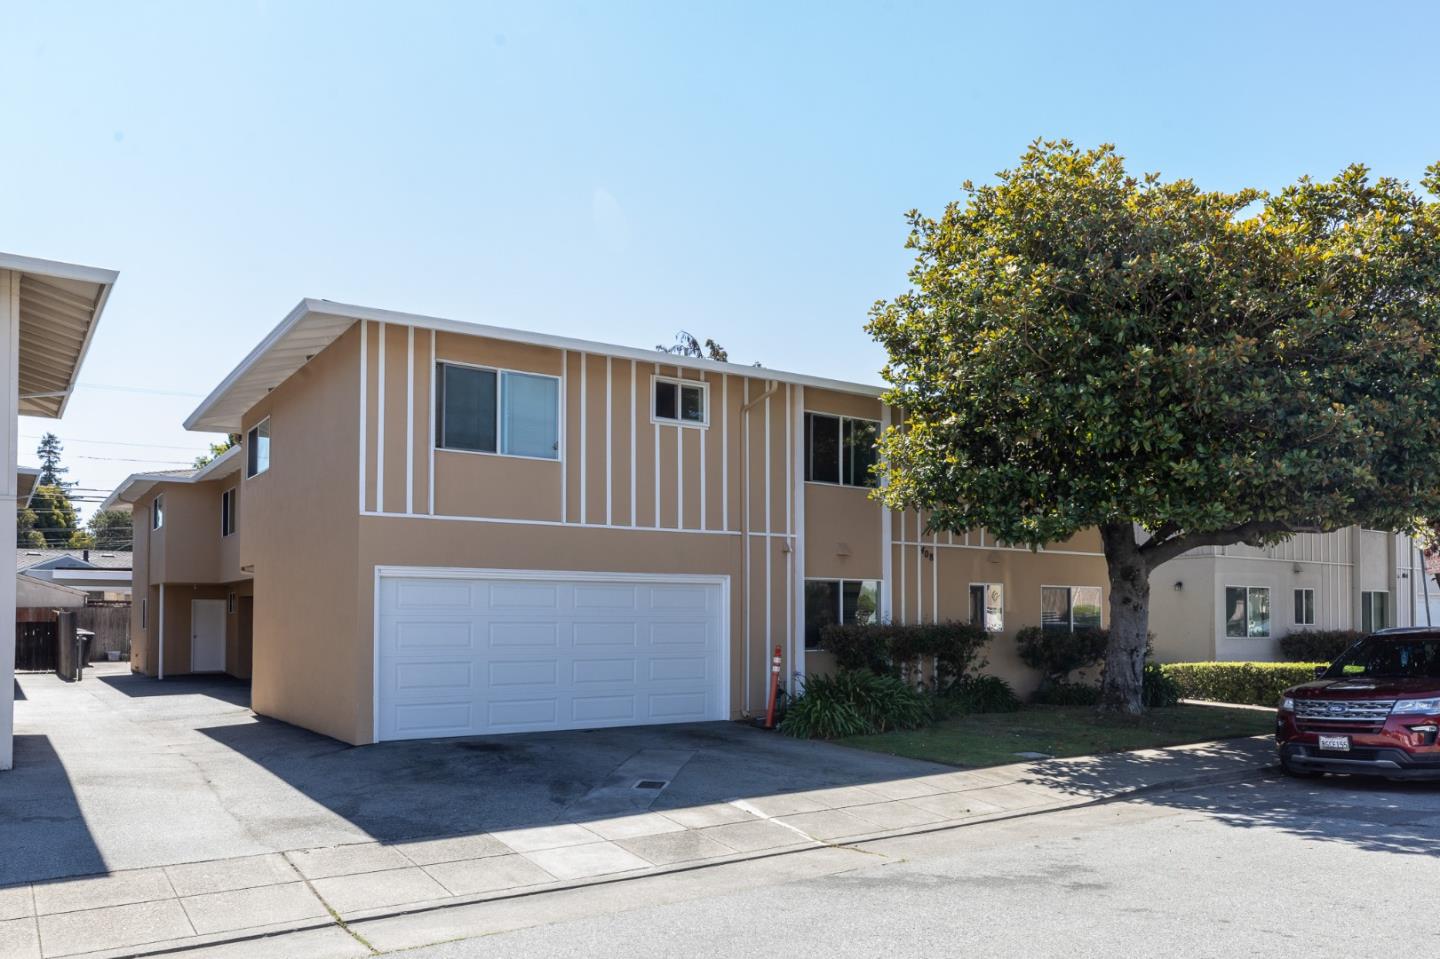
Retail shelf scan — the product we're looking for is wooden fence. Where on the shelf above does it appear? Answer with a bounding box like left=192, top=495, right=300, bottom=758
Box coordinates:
left=78, top=603, right=131, bottom=662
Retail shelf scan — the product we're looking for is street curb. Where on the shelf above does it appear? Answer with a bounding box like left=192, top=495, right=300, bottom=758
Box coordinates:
left=83, top=752, right=1279, bottom=959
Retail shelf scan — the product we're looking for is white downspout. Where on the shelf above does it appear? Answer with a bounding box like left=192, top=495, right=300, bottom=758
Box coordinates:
left=739, top=379, right=778, bottom=715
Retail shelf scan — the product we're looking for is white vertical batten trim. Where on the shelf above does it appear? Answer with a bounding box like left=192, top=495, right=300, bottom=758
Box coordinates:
left=699, top=374, right=707, bottom=530
left=358, top=319, right=368, bottom=514
left=932, top=527, right=939, bottom=623
left=899, top=509, right=907, bottom=623
left=629, top=359, right=637, bottom=527
left=722, top=375, right=729, bottom=531
left=677, top=423, right=684, bottom=530
left=560, top=350, right=568, bottom=523
left=376, top=321, right=386, bottom=514
left=915, top=510, right=923, bottom=622
left=879, top=404, right=892, bottom=622
left=653, top=363, right=661, bottom=529
left=579, top=352, right=588, bottom=525
left=605, top=357, right=612, bottom=526
left=791, top=384, right=805, bottom=686
left=405, top=325, right=414, bottom=514
left=428, top=330, right=435, bottom=514
left=764, top=387, right=772, bottom=655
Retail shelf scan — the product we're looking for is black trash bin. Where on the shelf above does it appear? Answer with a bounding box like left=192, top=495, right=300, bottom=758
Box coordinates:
left=76, top=629, right=95, bottom=680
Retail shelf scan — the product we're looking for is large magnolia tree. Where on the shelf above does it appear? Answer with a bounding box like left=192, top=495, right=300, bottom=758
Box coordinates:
left=868, top=140, right=1440, bottom=713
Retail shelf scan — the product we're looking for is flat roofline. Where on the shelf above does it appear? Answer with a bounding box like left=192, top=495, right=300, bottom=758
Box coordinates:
left=185, top=298, right=888, bottom=432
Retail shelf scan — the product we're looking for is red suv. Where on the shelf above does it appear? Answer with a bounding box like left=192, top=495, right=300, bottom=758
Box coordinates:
left=1276, top=628, right=1440, bottom=780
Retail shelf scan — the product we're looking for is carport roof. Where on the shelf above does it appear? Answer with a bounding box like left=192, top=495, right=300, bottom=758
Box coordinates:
left=185, top=299, right=888, bottom=433
left=1, top=252, right=119, bottom=419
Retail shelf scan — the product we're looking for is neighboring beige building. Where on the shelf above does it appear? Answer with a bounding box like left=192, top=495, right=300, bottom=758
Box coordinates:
left=1148, top=528, right=1437, bottom=663
left=102, top=446, right=253, bottom=680
left=110, top=299, right=1109, bottom=746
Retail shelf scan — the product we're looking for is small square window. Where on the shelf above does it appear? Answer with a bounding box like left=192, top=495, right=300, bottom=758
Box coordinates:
left=653, top=377, right=706, bottom=425
left=1225, top=586, right=1271, bottom=638
left=969, top=583, right=1004, bottom=632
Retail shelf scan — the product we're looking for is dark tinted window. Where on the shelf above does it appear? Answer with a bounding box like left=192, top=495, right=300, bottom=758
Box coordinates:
left=804, top=581, right=840, bottom=650
left=806, top=413, right=840, bottom=484
left=1325, top=638, right=1440, bottom=679
left=654, top=380, right=677, bottom=420
left=437, top=364, right=497, bottom=453
left=843, top=418, right=878, bottom=487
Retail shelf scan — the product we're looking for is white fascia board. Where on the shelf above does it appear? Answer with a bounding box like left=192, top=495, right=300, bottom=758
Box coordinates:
left=0, top=253, right=118, bottom=288
left=185, top=298, right=888, bottom=433
left=190, top=443, right=242, bottom=481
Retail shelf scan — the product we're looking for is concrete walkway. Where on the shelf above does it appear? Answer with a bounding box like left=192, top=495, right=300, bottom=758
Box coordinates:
left=1, top=737, right=1275, bottom=957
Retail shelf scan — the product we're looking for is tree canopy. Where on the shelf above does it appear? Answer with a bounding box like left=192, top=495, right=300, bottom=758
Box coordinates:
left=868, top=140, right=1440, bottom=710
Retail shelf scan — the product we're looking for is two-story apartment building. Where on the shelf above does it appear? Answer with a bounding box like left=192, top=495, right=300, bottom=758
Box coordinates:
left=1147, top=527, right=1438, bottom=662
left=113, top=299, right=1109, bottom=746
left=102, top=445, right=253, bottom=680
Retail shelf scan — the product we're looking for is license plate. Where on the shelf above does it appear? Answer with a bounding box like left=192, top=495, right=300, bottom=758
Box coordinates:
left=1318, top=735, right=1351, bottom=752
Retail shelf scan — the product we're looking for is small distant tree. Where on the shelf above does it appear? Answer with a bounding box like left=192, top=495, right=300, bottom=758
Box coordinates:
left=16, top=507, right=44, bottom=548
left=193, top=434, right=239, bottom=468
left=87, top=508, right=133, bottom=550
left=36, top=432, right=71, bottom=489
left=67, top=529, right=96, bottom=549
left=28, top=485, right=78, bottom=547
left=658, top=331, right=729, bottom=362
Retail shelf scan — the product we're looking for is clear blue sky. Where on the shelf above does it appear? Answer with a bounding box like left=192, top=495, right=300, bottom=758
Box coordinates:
left=5, top=0, right=1439, bottom=516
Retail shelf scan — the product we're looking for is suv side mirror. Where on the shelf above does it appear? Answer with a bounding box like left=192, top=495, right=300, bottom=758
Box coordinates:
left=1313, top=665, right=1328, bottom=679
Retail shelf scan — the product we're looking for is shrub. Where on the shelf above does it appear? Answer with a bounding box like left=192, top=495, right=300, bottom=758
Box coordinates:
left=1015, top=626, right=1108, bottom=688
left=938, top=674, right=1022, bottom=716
left=1031, top=681, right=1103, bottom=706
left=1160, top=662, right=1325, bottom=707
left=823, top=621, right=990, bottom=690
left=779, top=669, right=931, bottom=739
left=1278, top=629, right=1364, bottom=663
left=1142, top=662, right=1181, bottom=708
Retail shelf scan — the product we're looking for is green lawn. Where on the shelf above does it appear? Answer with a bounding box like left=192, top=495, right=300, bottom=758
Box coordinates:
left=837, top=704, right=1274, bottom=768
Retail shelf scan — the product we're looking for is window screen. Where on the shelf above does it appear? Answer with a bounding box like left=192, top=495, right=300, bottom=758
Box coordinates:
left=500, top=371, right=559, bottom=458
left=437, top=364, right=498, bottom=453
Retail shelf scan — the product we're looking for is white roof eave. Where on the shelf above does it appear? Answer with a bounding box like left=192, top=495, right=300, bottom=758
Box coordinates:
left=185, top=299, right=888, bottom=433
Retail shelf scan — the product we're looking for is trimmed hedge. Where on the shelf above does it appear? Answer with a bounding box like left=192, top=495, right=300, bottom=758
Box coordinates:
left=823, top=621, right=990, bottom=690
left=780, top=669, right=930, bottom=739
left=1160, top=662, right=1325, bottom=707
left=1278, top=629, right=1364, bottom=663
left=1015, top=626, right=1108, bottom=688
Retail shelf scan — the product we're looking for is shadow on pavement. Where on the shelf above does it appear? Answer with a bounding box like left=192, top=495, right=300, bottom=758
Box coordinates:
left=0, top=735, right=106, bottom=885
left=96, top=670, right=251, bottom=704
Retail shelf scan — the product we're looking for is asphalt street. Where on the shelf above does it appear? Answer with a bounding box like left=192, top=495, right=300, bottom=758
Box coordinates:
left=397, top=774, right=1440, bottom=959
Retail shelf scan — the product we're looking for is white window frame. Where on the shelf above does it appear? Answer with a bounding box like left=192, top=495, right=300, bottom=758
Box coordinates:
left=1224, top=584, right=1272, bottom=638
left=650, top=374, right=709, bottom=428
left=803, top=577, right=883, bottom=650
left=968, top=582, right=1005, bottom=633
left=220, top=487, right=237, bottom=537
left=1040, top=584, right=1104, bottom=632
left=151, top=494, right=164, bottom=531
left=804, top=411, right=881, bottom=488
left=246, top=417, right=271, bottom=478
left=433, top=360, right=563, bottom=462
left=1293, top=587, right=1316, bottom=626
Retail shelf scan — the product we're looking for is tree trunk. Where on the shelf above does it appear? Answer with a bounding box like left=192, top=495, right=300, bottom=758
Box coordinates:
left=1099, top=520, right=1150, bottom=715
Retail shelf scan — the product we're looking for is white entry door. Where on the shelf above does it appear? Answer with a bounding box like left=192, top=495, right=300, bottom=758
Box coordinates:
left=375, top=570, right=729, bottom=742
left=190, top=599, right=227, bottom=673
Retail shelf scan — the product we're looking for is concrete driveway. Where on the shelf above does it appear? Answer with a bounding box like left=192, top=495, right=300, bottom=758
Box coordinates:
left=5, top=663, right=947, bottom=888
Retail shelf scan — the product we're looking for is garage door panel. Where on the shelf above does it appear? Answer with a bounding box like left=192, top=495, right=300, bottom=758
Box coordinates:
left=377, top=573, right=726, bottom=741
left=573, top=622, right=637, bottom=646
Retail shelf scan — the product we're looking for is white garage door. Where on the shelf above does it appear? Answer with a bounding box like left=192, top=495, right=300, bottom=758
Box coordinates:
left=375, top=570, right=729, bottom=741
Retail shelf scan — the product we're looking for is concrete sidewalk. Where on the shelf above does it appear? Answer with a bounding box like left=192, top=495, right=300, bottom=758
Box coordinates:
left=0, top=735, right=1275, bottom=959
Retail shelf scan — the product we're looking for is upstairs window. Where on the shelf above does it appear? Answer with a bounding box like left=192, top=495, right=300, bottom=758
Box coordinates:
left=1225, top=586, right=1271, bottom=638
left=436, top=362, right=559, bottom=459
left=221, top=488, right=237, bottom=537
left=151, top=494, right=164, bottom=531
left=653, top=376, right=707, bottom=426
left=1042, top=585, right=1103, bottom=632
left=805, top=413, right=878, bottom=487
left=246, top=418, right=270, bottom=477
